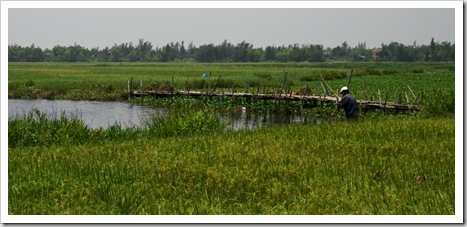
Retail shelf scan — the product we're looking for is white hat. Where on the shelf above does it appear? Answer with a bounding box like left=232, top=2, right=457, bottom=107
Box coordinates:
left=340, top=86, right=349, bottom=93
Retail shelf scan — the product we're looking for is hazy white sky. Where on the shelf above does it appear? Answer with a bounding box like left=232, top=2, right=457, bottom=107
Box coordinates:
left=7, top=3, right=456, bottom=49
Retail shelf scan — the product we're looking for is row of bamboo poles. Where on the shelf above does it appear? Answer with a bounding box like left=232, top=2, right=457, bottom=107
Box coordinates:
left=127, top=70, right=420, bottom=112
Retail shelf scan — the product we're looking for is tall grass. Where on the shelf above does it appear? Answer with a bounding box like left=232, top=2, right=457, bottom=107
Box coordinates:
left=8, top=109, right=227, bottom=148
left=8, top=109, right=101, bottom=147
left=143, top=108, right=228, bottom=137
left=8, top=114, right=454, bottom=215
left=419, top=89, right=455, bottom=117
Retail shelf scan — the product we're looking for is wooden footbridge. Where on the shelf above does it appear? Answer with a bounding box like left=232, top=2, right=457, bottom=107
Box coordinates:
left=128, top=80, right=419, bottom=112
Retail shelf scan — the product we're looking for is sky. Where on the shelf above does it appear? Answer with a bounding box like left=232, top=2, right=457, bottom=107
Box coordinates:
left=7, top=3, right=456, bottom=50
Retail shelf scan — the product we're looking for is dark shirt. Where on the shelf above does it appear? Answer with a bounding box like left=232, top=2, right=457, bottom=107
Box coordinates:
left=337, top=93, right=358, bottom=118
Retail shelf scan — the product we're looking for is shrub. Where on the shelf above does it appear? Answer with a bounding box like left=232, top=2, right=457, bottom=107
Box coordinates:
left=381, top=68, right=399, bottom=75
left=411, top=68, right=425, bottom=74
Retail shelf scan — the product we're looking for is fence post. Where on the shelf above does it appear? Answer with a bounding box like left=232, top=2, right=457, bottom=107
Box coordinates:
left=128, top=78, right=133, bottom=100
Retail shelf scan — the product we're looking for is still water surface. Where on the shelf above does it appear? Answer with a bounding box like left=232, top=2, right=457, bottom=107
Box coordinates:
left=8, top=99, right=321, bottom=130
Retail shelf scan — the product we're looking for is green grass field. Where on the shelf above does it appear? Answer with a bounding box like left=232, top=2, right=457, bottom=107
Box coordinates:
left=8, top=62, right=454, bottom=103
left=7, top=62, right=456, bottom=215
left=8, top=116, right=455, bottom=215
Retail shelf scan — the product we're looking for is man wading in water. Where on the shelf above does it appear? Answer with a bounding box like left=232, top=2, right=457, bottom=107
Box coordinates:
left=332, top=86, right=359, bottom=121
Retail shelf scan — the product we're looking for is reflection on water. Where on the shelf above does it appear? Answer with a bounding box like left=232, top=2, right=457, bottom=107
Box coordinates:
left=8, top=99, right=323, bottom=130
left=8, top=99, right=165, bottom=129
left=222, top=110, right=323, bottom=130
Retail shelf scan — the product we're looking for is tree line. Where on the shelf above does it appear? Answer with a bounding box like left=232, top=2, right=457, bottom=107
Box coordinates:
left=8, top=38, right=454, bottom=63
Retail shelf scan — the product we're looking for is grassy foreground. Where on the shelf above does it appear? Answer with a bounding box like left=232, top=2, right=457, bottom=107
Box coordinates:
left=8, top=115, right=454, bottom=215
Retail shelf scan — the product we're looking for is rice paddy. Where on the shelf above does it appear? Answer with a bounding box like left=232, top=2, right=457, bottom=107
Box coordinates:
left=8, top=115, right=455, bottom=215
left=7, top=62, right=456, bottom=216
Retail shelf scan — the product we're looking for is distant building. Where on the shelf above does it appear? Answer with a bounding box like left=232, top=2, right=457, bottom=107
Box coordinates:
left=371, top=48, right=381, bottom=61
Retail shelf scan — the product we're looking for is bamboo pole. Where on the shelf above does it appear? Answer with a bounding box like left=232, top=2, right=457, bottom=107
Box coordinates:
left=286, top=90, right=292, bottom=114
left=384, top=92, right=388, bottom=113
left=274, top=89, right=279, bottom=109
left=281, top=71, right=288, bottom=94
left=347, top=69, right=354, bottom=88
left=405, top=91, right=412, bottom=113
left=414, top=91, right=422, bottom=106
left=231, top=85, right=235, bottom=102
left=171, top=76, right=174, bottom=95
left=320, top=82, right=328, bottom=97
left=300, top=86, right=307, bottom=113
left=212, top=75, right=221, bottom=93
left=360, top=81, right=368, bottom=100
left=255, top=83, right=260, bottom=103
left=128, top=78, right=133, bottom=100
left=407, top=85, right=417, bottom=100
left=320, top=75, right=339, bottom=97
left=378, top=89, right=383, bottom=108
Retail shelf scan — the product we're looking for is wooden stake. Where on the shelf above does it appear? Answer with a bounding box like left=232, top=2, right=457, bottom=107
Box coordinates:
left=281, top=71, right=288, bottom=93
left=286, top=90, right=292, bottom=113
left=347, top=69, right=354, bottom=88
left=405, top=91, right=412, bottom=113
left=211, top=75, right=220, bottom=93
left=128, top=78, right=133, bottom=100
left=208, top=73, right=211, bottom=94
left=300, top=86, right=307, bottom=112
left=172, top=76, right=174, bottom=94
left=318, top=93, right=323, bottom=109
left=320, top=75, right=339, bottom=97
left=360, top=81, right=368, bottom=100
left=274, top=89, right=279, bottom=109
left=384, top=92, right=388, bottom=113
left=320, top=82, right=328, bottom=97
left=231, top=85, right=235, bottom=102
left=407, top=85, right=417, bottom=100
left=378, top=89, right=383, bottom=110
left=255, top=83, right=260, bottom=103
left=414, top=92, right=421, bottom=106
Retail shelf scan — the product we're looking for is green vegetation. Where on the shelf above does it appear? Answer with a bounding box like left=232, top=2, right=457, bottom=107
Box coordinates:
left=8, top=62, right=456, bottom=215
left=9, top=38, right=454, bottom=62
left=8, top=111, right=454, bottom=214
left=8, top=62, right=454, bottom=103
left=8, top=108, right=228, bottom=148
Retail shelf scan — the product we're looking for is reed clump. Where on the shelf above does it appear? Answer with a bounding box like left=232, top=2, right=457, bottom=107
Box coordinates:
left=8, top=109, right=228, bottom=148
left=143, top=108, right=228, bottom=137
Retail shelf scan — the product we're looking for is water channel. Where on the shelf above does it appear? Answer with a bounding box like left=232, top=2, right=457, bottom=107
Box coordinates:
left=8, top=99, right=323, bottom=130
